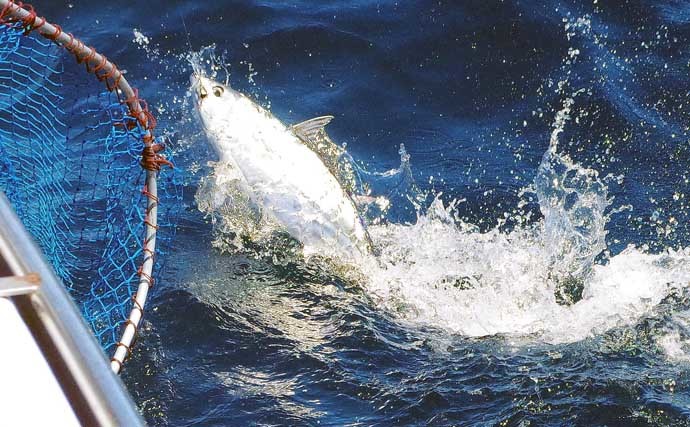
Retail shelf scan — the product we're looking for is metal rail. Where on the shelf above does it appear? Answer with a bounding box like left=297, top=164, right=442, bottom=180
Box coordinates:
left=0, top=0, right=163, bottom=373
left=0, top=193, right=145, bottom=427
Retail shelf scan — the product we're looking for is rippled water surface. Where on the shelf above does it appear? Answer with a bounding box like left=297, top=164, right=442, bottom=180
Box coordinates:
left=43, top=0, right=690, bottom=425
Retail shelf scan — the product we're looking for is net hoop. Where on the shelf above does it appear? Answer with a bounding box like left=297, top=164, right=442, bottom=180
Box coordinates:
left=0, top=0, right=171, bottom=374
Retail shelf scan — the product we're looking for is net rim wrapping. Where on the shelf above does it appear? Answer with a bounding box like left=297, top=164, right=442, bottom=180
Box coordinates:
left=0, top=0, right=172, bottom=374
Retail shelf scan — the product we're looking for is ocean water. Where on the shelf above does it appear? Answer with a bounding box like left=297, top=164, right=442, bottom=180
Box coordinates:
left=43, top=0, right=690, bottom=425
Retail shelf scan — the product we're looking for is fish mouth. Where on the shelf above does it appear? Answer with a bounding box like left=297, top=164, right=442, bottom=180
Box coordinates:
left=189, top=73, right=209, bottom=133
left=190, top=73, right=208, bottom=103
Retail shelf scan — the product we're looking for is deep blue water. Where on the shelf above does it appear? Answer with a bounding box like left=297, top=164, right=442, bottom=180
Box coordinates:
left=38, top=0, right=690, bottom=425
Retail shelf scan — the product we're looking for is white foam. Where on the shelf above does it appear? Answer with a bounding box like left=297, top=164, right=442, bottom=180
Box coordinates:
left=657, top=331, right=690, bottom=362
left=361, top=205, right=690, bottom=344
left=656, top=310, right=690, bottom=361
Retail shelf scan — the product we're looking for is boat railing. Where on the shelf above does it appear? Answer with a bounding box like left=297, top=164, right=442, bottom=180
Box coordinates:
left=0, top=192, right=144, bottom=427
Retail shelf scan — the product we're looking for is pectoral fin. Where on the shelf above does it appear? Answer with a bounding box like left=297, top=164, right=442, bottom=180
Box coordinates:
left=290, top=115, right=334, bottom=142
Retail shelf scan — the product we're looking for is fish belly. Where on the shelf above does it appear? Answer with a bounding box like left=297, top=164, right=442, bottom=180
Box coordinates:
left=217, top=127, right=367, bottom=258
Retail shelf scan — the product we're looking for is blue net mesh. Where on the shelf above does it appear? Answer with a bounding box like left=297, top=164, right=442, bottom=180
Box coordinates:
left=0, top=22, right=181, bottom=352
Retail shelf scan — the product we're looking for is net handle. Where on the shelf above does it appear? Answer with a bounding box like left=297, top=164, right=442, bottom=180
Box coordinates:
left=0, top=0, right=170, bottom=374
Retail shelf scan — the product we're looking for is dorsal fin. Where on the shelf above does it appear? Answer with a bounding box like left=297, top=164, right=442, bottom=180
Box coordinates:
left=291, top=115, right=334, bottom=142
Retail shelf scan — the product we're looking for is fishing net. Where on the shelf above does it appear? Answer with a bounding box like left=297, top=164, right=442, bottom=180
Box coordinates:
left=0, top=1, right=181, bottom=373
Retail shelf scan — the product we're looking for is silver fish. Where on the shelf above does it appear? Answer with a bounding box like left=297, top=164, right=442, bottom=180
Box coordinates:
left=192, top=74, right=373, bottom=259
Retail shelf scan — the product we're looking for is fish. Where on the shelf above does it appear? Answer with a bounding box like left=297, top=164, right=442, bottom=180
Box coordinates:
left=288, top=116, right=361, bottom=198
left=191, top=73, right=374, bottom=260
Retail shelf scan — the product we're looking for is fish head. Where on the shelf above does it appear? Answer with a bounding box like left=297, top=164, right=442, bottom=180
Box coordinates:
left=190, top=73, right=267, bottom=153
left=190, top=73, right=239, bottom=120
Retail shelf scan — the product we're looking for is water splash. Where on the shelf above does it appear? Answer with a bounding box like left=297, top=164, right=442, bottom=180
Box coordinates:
left=357, top=93, right=690, bottom=344
left=195, top=161, right=264, bottom=247
left=187, top=45, right=228, bottom=84
left=362, top=197, right=690, bottom=345
left=534, top=94, right=609, bottom=304
left=352, top=144, right=427, bottom=224
left=191, top=83, right=690, bottom=345
left=181, top=36, right=690, bottom=348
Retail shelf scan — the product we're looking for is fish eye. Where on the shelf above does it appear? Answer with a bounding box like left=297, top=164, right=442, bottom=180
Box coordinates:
left=212, top=86, right=224, bottom=97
